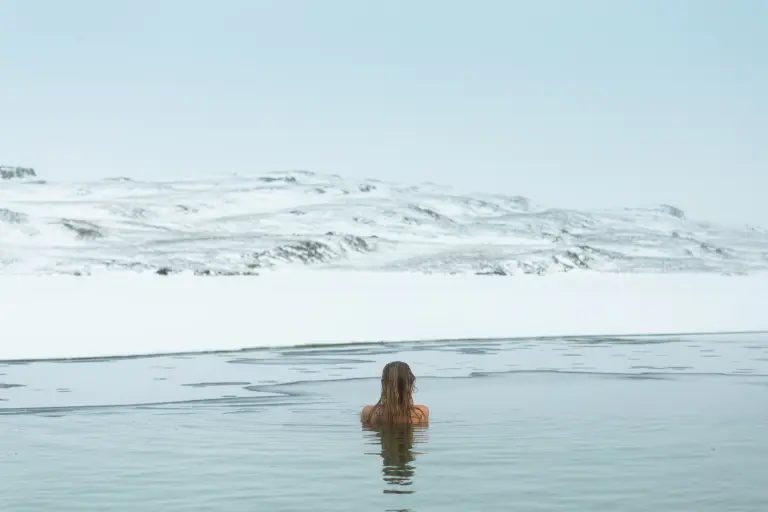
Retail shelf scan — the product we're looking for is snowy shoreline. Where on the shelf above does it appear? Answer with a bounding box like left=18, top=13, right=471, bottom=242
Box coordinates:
left=2, top=270, right=766, bottom=361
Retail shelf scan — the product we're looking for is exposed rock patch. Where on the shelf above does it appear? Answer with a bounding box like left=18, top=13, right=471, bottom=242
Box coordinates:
left=60, top=219, right=103, bottom=239
left=258, top=176, right=298, bottom=184
left=0, top=208, right=28, bottom=224
left=0, top=382, right=25, bottom=389
left=658, top=204, right=686, bottom=219
left=0, top=166, right=36, bottom=180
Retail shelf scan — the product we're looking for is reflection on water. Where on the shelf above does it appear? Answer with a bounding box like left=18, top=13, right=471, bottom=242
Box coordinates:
left=363, top=423, right=429, bottom=494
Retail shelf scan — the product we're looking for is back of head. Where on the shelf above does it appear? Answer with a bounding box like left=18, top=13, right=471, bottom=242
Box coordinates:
left=373, top=361, right=416, bottom=424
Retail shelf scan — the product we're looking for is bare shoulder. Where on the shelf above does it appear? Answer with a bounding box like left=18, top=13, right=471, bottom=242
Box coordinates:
left=360, top=405, right=375, bottom=422
left=413, top=404, right=430, bottom=420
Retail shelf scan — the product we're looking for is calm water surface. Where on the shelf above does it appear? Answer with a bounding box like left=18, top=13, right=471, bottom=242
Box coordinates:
left=1, top=333, right=767, bottom=511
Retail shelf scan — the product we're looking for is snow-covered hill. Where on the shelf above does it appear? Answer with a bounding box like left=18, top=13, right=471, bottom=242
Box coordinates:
left=1, top=169, right=766, bottom=276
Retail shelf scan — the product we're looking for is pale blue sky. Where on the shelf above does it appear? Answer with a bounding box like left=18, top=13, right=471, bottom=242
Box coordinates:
left=1, top=1, right=766, bottom=224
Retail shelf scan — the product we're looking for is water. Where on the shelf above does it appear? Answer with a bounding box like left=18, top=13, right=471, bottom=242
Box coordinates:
left=1, top=333, right=768, bottom=511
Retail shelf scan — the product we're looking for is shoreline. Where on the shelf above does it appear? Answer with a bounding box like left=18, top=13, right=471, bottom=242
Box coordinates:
left=2, top=271, right=767, bottom=361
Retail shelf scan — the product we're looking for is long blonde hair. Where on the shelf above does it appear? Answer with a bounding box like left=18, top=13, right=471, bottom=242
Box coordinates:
left=366, top=361, right=423, bottom=424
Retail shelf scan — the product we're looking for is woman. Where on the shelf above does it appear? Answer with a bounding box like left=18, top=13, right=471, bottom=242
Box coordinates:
left=361, top=361, right=429, bottom=425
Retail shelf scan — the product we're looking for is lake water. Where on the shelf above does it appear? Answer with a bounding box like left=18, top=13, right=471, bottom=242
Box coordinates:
left=1, top=333, right=768, bottom=511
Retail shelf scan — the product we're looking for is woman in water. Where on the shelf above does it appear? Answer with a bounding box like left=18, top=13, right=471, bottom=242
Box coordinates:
left=361, top=361, right=429, bottom=425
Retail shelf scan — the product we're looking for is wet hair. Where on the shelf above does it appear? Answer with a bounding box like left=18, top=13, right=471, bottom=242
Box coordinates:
left=366, top=361, right=424, bottom=424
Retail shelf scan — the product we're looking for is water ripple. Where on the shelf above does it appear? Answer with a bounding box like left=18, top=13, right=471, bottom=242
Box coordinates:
left=0, top=332, right=766, bottom=415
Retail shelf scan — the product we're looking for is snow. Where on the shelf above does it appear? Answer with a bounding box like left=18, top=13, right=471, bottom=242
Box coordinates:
left=2, top=271, right=766, bottom=361
left=2, top=169, right=766, bottom=361
left=1, top=169, right=767, bottom=276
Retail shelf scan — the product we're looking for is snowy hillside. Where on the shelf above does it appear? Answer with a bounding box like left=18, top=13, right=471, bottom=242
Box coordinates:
left=1, top=169, right=766, bottom=276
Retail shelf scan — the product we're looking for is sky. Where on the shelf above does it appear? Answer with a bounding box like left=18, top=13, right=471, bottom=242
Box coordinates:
left=1, top=0, right=766, bottom=225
